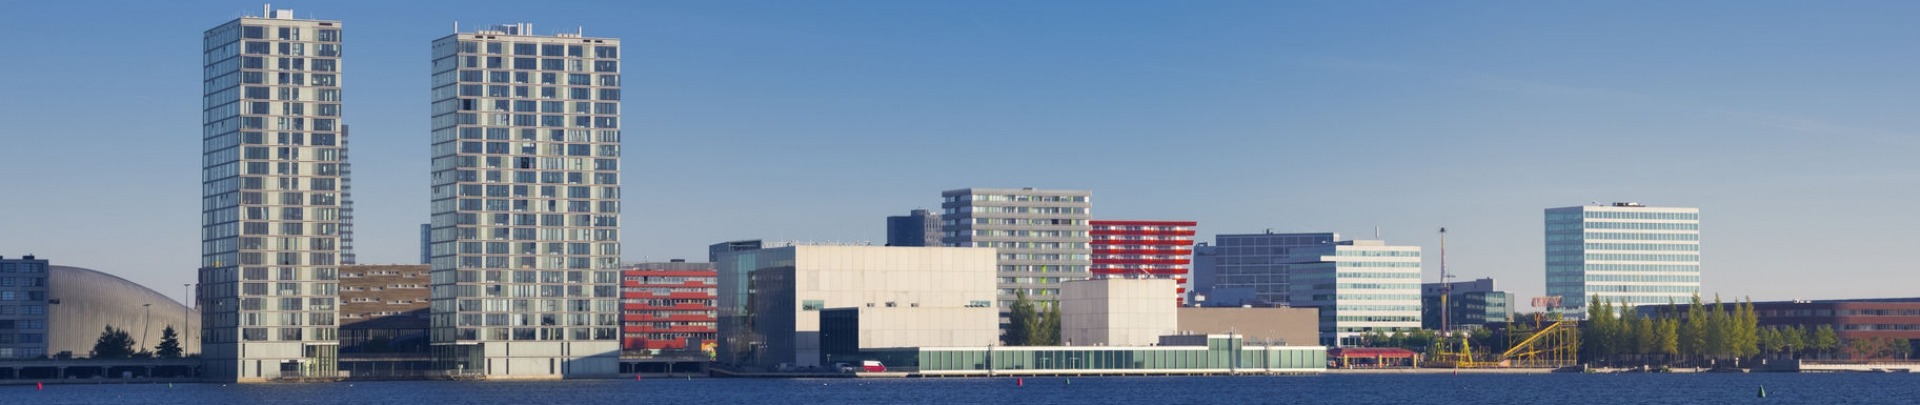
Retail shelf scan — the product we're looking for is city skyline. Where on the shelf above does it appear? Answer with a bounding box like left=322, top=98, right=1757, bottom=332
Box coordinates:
left=2, top=1, right=1919, bottom=312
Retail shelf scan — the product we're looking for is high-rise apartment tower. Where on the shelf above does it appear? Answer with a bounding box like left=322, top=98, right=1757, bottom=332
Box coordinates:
left=199, top=6, right=347, bottom=381
left=426, top=23, right=623, bottom=378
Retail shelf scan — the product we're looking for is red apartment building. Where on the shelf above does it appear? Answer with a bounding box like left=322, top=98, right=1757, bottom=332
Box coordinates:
left=1090, top=220, right=1197, bottom=305
left=620, top=261, right=717, bottom=354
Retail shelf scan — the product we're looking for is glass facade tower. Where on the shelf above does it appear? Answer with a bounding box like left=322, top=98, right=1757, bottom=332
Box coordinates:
left=426, top=24, right=623, bottom=378
left=1545, top=202, right=1701, bottom=313
left=199, top=7, right=345, bottom=381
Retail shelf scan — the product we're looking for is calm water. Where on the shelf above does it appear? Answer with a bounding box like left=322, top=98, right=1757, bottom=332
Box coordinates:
left=10, top=374, right=1916, bottom=404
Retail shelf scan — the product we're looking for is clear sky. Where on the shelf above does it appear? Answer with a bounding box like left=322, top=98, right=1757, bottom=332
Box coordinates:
left=1, top=1, right=1916, bottom=308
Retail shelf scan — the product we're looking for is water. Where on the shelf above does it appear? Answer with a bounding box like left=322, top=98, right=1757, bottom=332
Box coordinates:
left=10, top=373, right=1916, bottom=404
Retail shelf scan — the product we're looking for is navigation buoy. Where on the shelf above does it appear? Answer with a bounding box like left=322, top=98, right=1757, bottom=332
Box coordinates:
left=36, top=382, right=43, bottom=391
left=1017, top=377, right=1024, bottom=386
left=636, top=374, right=643, bottom=381
left=1065, top=377, right=1071, bottom=385
left=1758, top=385, right=1767, bottom=398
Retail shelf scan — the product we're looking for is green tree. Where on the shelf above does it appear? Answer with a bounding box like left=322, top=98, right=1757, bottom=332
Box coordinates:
left=1656, top=318, right=1679, bottom=361
left=1036, top=306, right=1062, bottom=346
left=91, top=325, right=137, bottom=359
left=1735, top=299, right=1759, bottom=358
left=1004, top=290, right=1036, bottom=346
left=1812, top=325, right=1840, bottom=359
left=1680, top=295, right=1707, bottom=364
left=155, top=325, right=183, bottom=358
left=1705, top=296, right=1730, bottom=361
left=1633, top=311, right=1657, bottom=363
left=1782, top=325, right=1808, bottom=358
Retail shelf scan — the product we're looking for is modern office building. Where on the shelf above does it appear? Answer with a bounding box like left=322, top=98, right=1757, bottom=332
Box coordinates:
left=885, top=209, right=942, bottom=247
left=708, top=240, right=762, bottom=262
left=1060, top=278, right=1178, bottom=346
left=939, top=188, right=1092, bottom=310
left=852, top=335, right=1326, bottom=376
left=1545, top=202, right=1700, bottom=313
left=1421, top=277, right=1512, bottom=331
left=339, top=125, right=357, bottom=266
left=1285, top=239, right=1423, bottom=346
left=338, top=264, right=430, bottom=354
left=1202, top=232, right=1337, bottom=305
left=0, top=256, right=50, bottom=359
left=715, top=245, right=999, bottom=371
left=426, top=23, right=624, bottom=378
left=199, top=7, right=348, bottom=381
left=619, top=262, right=716, bottom=353
left=1090, top=220, right=1196, bottom=305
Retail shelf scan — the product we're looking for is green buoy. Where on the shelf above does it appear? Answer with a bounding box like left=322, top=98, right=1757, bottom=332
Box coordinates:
left=1758, top=385, right=1767, bottom=398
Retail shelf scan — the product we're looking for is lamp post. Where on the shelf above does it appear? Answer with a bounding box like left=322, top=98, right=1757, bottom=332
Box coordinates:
left=141, top=303, right=153, bottom=354
left=184, top=283, right=194, bottom=356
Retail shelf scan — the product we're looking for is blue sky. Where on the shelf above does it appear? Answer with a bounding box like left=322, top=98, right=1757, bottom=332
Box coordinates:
left=1, top=1, right=1916, bottom=307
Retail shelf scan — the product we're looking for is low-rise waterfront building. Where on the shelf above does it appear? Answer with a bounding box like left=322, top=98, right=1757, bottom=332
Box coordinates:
left=716, top=244, right=999, bottom=371
left=1060, top=278, right=1178, bottom=346
left=338, top=264, right=430, bottom=354
left=853, top=334, right=1325, bottom=376
left=620, top=261, right=716, bottom=354
left=1176, top=307, right=1319, bottom=347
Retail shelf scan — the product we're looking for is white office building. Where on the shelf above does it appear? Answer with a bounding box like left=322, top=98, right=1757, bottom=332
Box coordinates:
left=1285, top=240, right=1422, bottom=346
left=1545, top=202, right=1701, bottom=313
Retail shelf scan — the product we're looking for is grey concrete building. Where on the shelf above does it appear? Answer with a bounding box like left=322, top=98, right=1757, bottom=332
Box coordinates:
left=0, top=256, right=50, bottom=359
left=939, top=188, right=1092, bottom=310
left=716, top=245, right=998, bottom=371
left=199, top=7, right=348, bottom=381
left=1060, top=278, right=1178, bottom=346
left=426, top=23, right=624, bottom=378
left=885, top=209, right=942, bottom=247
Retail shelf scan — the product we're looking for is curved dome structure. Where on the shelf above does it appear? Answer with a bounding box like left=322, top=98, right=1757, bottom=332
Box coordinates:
left=48, top=266, right=199, bottom=357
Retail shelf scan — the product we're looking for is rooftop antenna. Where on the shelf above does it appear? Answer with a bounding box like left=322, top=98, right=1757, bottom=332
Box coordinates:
left=1374, top=226, right=1380, bottom=240
left=263, top=4, right=271, bottom=18
left=453, top=21, right=459, bottom=33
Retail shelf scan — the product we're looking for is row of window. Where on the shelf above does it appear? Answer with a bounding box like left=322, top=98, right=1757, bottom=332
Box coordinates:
left=952, top=206, right=1088, bottom=215
left=239, top=25, right=341, bottom=42
left=958, top=218, right=1088, bottom=226
left=455, top=41, right=617, bottom=59
left=1547, top=243, right=1701, bottom=252
left=1549, top=222, right=1700, bottom=231
left=948, top=194, right=1087, bottom=203
left=438, top=298, right=620, bottom=314
left=0, top=305, right=46, bottom=315
left=0, top=320, right=46, bottom=329
left=441, top=326, right=617, bottom=341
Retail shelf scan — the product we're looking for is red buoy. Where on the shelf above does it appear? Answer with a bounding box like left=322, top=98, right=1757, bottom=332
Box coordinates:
left=636, top=374, right=643, bottom=381
left=1016, top=378, right=1023, bottom=387
left=37, top=381, right=43, bottom=390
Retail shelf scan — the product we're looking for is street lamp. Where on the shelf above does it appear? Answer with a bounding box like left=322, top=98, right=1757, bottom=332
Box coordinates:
left=141, top=303, right=153, bottom=354
left=184, top=284, right=194, bottom=356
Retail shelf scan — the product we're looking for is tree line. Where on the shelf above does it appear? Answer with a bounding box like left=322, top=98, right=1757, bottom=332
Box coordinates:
left=90, top=324, right=184, bottom=359
left=1581, top=294, right=1913, bottom=368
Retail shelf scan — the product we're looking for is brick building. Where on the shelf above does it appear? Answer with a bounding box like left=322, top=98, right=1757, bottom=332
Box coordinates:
left=621, top=262, right=716, bottom=354
left=337, top=264, right=430, bottom=353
